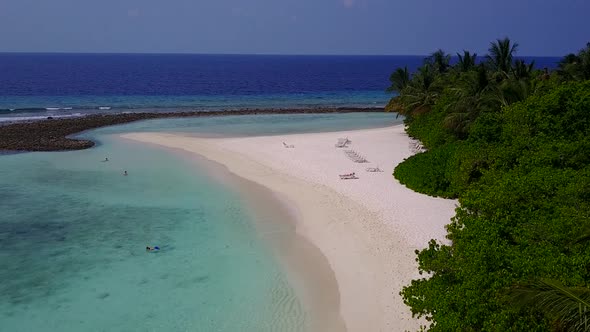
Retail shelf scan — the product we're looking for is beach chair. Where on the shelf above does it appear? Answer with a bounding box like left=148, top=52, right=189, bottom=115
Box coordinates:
left=339, top=172, right=359, bottom=180
left=366, top=167, right=383, bottom=172
left=283, top=142, right=295, bottom=148
left=335, top=138, right=351, bottom=148
left=344, top=149, right=368, bottom=163
left=409, top=140, right=425, bottom=153
left=352, top=153, right=367, bottom=163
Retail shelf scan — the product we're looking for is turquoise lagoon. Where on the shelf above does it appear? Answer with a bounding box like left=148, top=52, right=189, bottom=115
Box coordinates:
left=0, top=113, right=401, bottom=331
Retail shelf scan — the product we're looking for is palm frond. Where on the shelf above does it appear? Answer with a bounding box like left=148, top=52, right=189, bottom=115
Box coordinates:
left=387, top=66, right=410, bottom=93
left=443, top=112, right=472, bottom=135
left=509, top=279, right=590, bottom=332
left=573, top=224, right=590, bottom=244
left=385, top=96, right=405, bottom=116
left=486, top=37, right=519, bottom=75
left=428, top=49, right=451, bottom=74
left=456, top=50, right=477, bottom=72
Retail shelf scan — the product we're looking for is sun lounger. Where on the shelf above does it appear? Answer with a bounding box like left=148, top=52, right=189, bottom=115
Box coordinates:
left=409, top=140, right=425, bottom=153
left=335, top=138, right=351, bottom=148
left=344, top=149, right=368, bottom=163
left=283, top=142, right=295, bottom=148
left=339, top=172, right=359, bottom=180
left=366, top=167, right=383, bottom=172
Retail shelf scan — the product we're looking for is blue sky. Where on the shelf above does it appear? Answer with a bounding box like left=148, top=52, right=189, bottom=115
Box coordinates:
left=0, top=0, right=587, bottom=55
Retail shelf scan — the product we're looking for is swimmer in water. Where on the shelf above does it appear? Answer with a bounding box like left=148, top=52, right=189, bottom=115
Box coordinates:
left=124, top=170, right=128, bottom=176
left=146, top=246, right=160, bottom=252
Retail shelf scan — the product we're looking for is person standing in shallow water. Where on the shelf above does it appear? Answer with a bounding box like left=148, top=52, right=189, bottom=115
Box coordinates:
left=123, top=170, right=128, bottom=176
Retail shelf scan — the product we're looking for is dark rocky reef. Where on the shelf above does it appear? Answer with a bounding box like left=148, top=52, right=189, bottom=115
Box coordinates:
left=0, top=107, right=384, bottom=152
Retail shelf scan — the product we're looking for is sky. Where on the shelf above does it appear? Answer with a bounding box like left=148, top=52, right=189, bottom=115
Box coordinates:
left=0, top=0, right=588, bottom=56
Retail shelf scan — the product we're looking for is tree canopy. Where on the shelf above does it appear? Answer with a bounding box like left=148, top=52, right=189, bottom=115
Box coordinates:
left=387, top=40, right=590, bottom=331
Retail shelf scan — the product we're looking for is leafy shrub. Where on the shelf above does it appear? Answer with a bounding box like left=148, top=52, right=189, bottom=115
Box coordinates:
left=398, top=81, right=590, bottom=331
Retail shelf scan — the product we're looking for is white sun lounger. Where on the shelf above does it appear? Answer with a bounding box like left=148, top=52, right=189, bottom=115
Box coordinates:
left=344, top=150, right=368, bottom=163
left=335, top=138, right=351, bottom=148
left=283, top=142, right=295, bottom=148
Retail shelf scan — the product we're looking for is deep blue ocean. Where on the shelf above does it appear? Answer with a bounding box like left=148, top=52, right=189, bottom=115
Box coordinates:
left=0, top=53, right=560, bottom=120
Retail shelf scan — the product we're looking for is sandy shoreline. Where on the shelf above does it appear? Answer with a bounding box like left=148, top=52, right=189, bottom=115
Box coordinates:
left=121, top=125, right=457, bottom=331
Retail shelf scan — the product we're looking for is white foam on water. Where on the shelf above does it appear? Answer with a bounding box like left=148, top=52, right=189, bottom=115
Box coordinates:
left=0, top=114, right=84, bottom=122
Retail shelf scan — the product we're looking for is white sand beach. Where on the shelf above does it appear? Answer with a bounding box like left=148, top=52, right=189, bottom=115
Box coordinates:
left=122, top=124, right=457, bottom=331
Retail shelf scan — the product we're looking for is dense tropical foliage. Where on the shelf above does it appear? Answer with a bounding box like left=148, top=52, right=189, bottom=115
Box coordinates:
left=388, top=39, right=590, bottom=330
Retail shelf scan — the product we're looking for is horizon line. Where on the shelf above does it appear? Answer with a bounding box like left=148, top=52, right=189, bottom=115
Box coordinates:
left=0, top=51, right=564, bottom=58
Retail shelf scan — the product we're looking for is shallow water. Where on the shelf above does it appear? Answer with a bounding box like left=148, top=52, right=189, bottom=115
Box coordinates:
left=90, top=112, right=403, bottom=137
left=0, top=113, right=400, bottom=331
left=0, top=137, right=305, bottom=332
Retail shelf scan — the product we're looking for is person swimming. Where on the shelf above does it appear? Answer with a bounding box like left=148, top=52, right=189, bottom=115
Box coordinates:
left=146, top=246, right=160, bottom=252
left=123, top=170, right=128, bottom=176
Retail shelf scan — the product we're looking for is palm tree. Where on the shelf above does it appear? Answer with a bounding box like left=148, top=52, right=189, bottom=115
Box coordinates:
left=509, top=279, right=590, bottom=332
left=387, top=66, right=410, bottom=93
left=512, top=59, right=536, bottom=80
left=558, top=43, right=590, bottom=81
left=559, top=53, right=581, bottom=69
left=489, top=78, right=536, bottom=108
left=398, top=63, right=440, bottom=116
left=428, top=49, right=451, bottom=74
left=486, top=38, right=519, bottom=76
left=443, top=65, right=495, bottom=136
left=384, top=95, right=404, bottom=114
left=456, top=51, right=477, bottom=72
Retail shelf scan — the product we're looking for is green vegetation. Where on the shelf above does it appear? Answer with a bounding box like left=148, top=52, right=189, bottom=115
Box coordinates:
left=388, top=40, right=590, bottom=330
